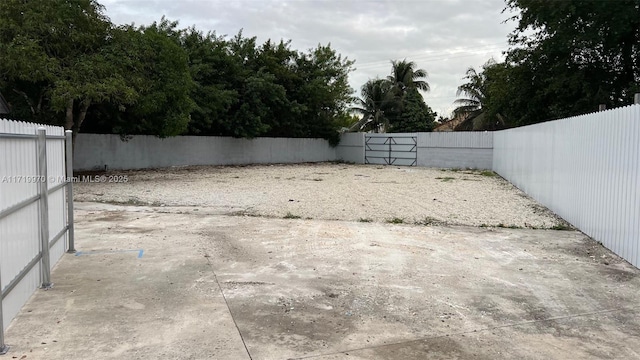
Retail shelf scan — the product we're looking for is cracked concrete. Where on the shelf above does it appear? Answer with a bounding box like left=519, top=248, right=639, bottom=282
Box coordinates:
left=4, top=203, right=640, bottom=359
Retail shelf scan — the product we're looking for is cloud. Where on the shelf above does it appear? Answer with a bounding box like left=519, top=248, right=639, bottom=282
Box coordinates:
left=101, top=0, right=517, bottom=117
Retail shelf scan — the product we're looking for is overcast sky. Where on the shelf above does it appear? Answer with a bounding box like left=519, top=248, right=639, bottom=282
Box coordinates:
left=101, top=0, right=518, bottom=118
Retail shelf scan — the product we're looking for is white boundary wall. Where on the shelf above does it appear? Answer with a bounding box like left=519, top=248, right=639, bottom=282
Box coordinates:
left=417, top=132, right=492, bottom=169
left=336, top=133, right=364, bottom=163
left=0, top=119, right=71, bottom=341
left=77, top=132, right=494, bottom=171
left=493, top=105, right=640, bottom=267
left=74, top=134, right=337, bottom=171
left=336, top=132, right=493, bottom=169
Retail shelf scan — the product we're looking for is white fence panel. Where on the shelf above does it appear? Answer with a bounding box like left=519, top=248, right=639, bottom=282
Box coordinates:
left=337, top=132, right=493, bottom=169
left=493, top=105, right=640, bottom=267
left=417, top=132, right=493, bottom=148
left=336, top=133, right=364, bottom=164
left=0, top=119, right=73, bottom=352
left=74, top=134, right=337, bottom=171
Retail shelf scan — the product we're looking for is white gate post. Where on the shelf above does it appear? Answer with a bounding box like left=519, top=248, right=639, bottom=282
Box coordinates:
left=37, top=128, right=52, bottom=289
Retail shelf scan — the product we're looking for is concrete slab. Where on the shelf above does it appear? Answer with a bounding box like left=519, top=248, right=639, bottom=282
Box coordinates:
left=4, top=203, right=640, bottom=359
left=4, top=205, right=250, bottom=360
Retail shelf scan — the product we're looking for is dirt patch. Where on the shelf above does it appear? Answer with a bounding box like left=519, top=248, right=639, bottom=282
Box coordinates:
left=556, top=236, right=629, bottom=266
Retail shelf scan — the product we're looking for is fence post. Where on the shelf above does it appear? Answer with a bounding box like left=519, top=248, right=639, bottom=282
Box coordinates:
left=0, top=267, right=9, bottom=354
left=65, top=130, right=75, bottom=253
left=37, top=128, right=52, bottom=289
left=635, top=93, right=640, bottom=105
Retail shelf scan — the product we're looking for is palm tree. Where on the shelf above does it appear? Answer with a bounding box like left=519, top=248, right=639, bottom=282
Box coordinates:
left=453, top=59, right=504, bottom=130
left=350, top=78, right=397, bottom=132
left=387, top=59, right=430, bottom=93
left=351, top=60, right=430, bottom=133
left=453, top=66, right=485, bottom=117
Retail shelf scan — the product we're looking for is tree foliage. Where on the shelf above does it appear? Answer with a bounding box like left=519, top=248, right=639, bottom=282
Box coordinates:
left=353, top=59, right=436, bottom=133
left=507, top=0, right=640, bottom=123
left=0, top=0, right=131, bottom=134
left=0, top=0, right=355, bottom=145
left=351, top=78, right=396, bottom=132
left=452, top=59, right=506, bottom=131
left=450, top=0, right=640, bottom=130
left=392, top=88, right=437, bottom=132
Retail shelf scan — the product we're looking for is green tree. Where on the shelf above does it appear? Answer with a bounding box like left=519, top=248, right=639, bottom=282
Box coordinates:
left=293, top=44, right=355, bottom=144
left=351, top=78, right=397, bottom=132
left=452, top=59, right=506, bottom=131
left=390, top=88, right=437, bottom=133
left=353, top=59, right=435, bottom=133
left=174, top=28, right=237, bottom=136
left=0, top=2, right=194, bottom=140
left=179, top=30, right=355, bottom=143
left=386, top=60, right=432, bottom=132
left=0, top=0, right=135, bottom=135
left=387, top=59, right=430, bottom=93
left=1, top=1, right=356, bottom=143
left=80, top=19, right=194, bottom=137
left=503, top=0, right=640, bottom=124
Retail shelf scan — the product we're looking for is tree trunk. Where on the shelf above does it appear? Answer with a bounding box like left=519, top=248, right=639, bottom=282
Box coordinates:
left=71, top=100, right=91, bottom=149
left=76, top=101, right=91, bottom=131
left=62, top=98, right=94, bottom=149
left=64, top=99, right=74, bottom=131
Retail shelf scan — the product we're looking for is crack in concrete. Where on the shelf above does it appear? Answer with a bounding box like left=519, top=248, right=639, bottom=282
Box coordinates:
left=204, top=254, right=254, bottom=360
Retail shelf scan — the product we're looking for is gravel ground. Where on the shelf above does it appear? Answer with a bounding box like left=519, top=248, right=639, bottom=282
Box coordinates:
left=74, top=163, right=567, bottom=228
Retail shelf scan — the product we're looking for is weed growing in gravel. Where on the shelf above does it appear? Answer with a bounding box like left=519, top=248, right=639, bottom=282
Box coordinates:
left=230, top=211, right=261, bottom=217
left=102, top=198, right=147, bottom=206
left=283, top=212, right=302, bottom=219
left=359, top=218, right=373, bottom=223
left=496, top=223, right=523, bottom=229
left=479, top=170, right=496, bottom=177
left=416, top=217, right=444, bottom=226
left=331, top=160, right=355, bottom=165
left=550, top=224, right=573, bottom=231
left=126, top=198, right=146, bottom=206
left=435, top=176, right=455, bottom=182
left=386, top=217, right=404, bottom=224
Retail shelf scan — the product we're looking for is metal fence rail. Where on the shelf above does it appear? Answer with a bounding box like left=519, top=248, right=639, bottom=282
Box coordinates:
left=493, top=104, right=640, bottom=268
left=0, top=119, right=74, bottom=354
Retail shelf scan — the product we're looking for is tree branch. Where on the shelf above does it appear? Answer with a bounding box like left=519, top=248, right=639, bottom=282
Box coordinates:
left=11, top=88, right=35, bottom=116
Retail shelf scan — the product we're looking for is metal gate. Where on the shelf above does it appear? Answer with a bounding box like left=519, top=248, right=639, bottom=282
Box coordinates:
left=365, top=134, right=417, bottom=166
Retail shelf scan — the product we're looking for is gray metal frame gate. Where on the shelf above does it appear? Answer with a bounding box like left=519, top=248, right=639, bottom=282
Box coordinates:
left=365, top=135, right=417, bottom=166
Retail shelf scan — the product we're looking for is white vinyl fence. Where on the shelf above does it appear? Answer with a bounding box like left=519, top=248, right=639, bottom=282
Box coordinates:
left=493, top=105, right=640, bottom=267
left=0, top=119, right=75, bottom=353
